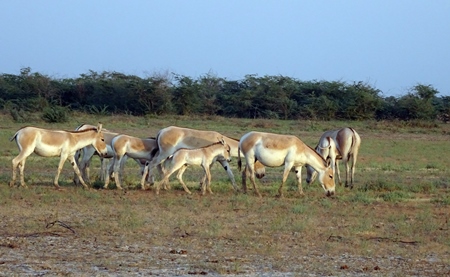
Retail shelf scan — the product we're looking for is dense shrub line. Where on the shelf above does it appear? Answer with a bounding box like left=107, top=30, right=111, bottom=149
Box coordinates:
left=1, top=67, right=449, bottom=123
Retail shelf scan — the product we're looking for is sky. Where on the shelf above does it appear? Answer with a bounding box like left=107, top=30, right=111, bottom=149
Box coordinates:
left=1, top=0, right=450, bottom=97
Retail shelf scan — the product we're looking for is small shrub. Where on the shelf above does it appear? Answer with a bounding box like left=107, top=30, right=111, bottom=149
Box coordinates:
left=381, top=191, right=411, bottom=202
left=292, top=203, right=308, bottom=214
left=42, top=106, right=69, bottom=123
left=9, top=108, right=29, bottom=122
left=409, top=182, right=435, bottom=193
left=86, top=105, right=110, bottom=115
left=359, top=179, right=401, bottom=192
left=319, top=198, right=333, bottom=208
left=432, top=195, right=450, bottom=205
left=346, top=191, right=374, bottom=204
left=433, top=179, right=449, bottom=189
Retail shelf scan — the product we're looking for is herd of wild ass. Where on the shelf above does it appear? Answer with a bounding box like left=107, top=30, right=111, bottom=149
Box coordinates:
left=9, top=123, right=361, bottom=197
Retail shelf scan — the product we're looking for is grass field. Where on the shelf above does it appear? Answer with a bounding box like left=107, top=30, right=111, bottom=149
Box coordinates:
left=0, top=112, right=449, bottom=276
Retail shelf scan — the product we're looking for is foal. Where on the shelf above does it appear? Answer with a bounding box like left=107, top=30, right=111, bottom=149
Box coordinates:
left=155, top=139, right=231, bottom=195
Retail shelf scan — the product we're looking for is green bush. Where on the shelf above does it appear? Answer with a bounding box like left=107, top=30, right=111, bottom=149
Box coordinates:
left=42, top=106, right=69, bottom=123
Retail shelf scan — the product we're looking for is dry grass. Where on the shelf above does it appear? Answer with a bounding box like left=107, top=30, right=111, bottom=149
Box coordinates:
left=0, top=113, right=449, bottom=276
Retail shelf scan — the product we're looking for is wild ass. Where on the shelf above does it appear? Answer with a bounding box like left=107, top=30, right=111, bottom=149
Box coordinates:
left=142, top=126, right=266, bottom=191
left=154, top=139, right=231, bottom=195
left=238, top=131, right=335, bottom=197
left=73, top=124, right=119, bottom=185
left=10, top=123, right=107, bottom=189
left=104, top=134, right=158, bottom=190
left=306, top=127, right=361, bottom=188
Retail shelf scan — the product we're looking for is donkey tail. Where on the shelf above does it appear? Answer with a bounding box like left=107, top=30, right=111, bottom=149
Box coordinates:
left=348, top=127, right=357, bottom=154
left=10, top=130, right=20, bottom=142
left=237, top=147, right=242, bottom=172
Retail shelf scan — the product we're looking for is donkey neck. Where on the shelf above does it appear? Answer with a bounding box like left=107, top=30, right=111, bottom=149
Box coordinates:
left=221, top=136, right=239, bottom=156
left=304, top=146, right=327, bottom=172
left=72, top=130, right=98, bottom=149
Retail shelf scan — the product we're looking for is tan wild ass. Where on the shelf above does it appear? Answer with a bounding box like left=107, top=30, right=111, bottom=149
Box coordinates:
left=154, top=139, right=231, bottom=195
left=73, top=124, right=119, bottom=185
left=238, top=131, right=335, bottom=197
left=104, top=134, right=158, bottom=190
left=142, top=126, right=266, bottom=191
left=306, top=127, right=361, bottom=188
left=10, top=123, right=107, bottom=189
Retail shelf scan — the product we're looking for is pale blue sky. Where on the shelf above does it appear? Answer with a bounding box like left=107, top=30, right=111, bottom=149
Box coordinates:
left=1, top=1, right=449, bottom=97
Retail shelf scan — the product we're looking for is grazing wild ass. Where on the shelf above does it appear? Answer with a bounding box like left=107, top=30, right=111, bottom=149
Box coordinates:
left=306, top=127, right=361, bottom=188
left=154, top=139, right=231, bottom=195
left=104, top=134, right=158, bottom=190
left=142, top=126, right=266, bottom=191
left=73, top=124, right=119, bottom=185
left=238, top=131, right=335, bottom=197
left=10, top=123, right=107, bottom=189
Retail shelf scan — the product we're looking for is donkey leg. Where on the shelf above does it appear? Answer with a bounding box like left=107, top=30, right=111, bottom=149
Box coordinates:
left=155, top=178, right=168, bottom=195
left=163, top=166, right=171, bottom=190
left=247, top=162, right=261, bottom=197
left=218, top=159, right=238, bottom=191
left=205, top=167, right=213, bottom=195
left=77, top=150, right=92, bottom=185
left=199, top=174, right=207, bottom=191
left=11, top=153, right=29, bottom=188
left=113, top=156, right=124, bottom=190
left=241, top=165, right=250, bottom=194
left=99, top=157, right=105, bottom=181
left=10, top=157, right=19, bottom=187
left=53, top=154, right=68, bottom=189
left=140, top=163, right=150, bottom=190
left=18, top=161, right=27, bottom=188
left=335, top=160, right=342, bottom=185
left=294, top=166, right=304, bottom=196
left=73, top=150, right=81, bottom=185
left=200, top=168, right=208, bottom=195
left=69, top=155, right=89, bottom=189
left=156, top=162, right=179, bottom=194
left=344, top=159, right=351, bottom=188
left=350, top=155, right=357, bottom=189
left=176, top=165, right=191, bottom=194
left=155, top=173, right=174, bottom=194
left=104, top=157, right=115, bottom=189
left=84, top=160, right=91, bottom=183
left=278, top=163, right=294, bottom=198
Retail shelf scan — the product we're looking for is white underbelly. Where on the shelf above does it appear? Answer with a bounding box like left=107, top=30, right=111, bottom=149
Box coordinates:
left=34, top=145, right=62, bottom=157
left=254, top=148, right=286, bottom=167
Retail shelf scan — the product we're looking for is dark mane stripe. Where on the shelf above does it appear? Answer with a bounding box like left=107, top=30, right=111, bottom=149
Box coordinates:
left=305, top=142, right=328, bottom=165
left=227, top=136, right=240, bottom=142
left=70, top=128, right=97, bottom=133
left=172, top=141, right=224, bottom=154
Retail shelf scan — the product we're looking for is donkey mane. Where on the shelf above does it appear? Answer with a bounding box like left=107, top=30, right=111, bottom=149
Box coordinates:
left=175, top=141, right=224, bottom=153
left=70, top=127, right=97, bottom=133
left=305, top=142, right=328, bottom=165
left=227, top=136, right=240, bottom=142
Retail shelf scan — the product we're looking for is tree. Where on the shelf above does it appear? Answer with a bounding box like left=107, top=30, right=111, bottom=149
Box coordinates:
left=396, top=84, right=438, bottom=120
left=172, top=75, right=201, bottom=115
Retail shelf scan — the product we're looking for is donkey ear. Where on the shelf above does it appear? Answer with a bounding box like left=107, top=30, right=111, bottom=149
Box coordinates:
left=97, top=123, right=103, bottom=132
left=326, top=137, right=332, bottom=149
left=218, top=136, right=225, bottom=145
left=326, top=157, right=332, bottom=167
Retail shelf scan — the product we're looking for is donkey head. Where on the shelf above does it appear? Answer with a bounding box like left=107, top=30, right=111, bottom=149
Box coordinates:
left=217, top=136, right=231, bottom=162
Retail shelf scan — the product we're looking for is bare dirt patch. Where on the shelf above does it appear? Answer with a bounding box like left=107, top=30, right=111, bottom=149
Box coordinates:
left=1, top=186, right=449, bottom=276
